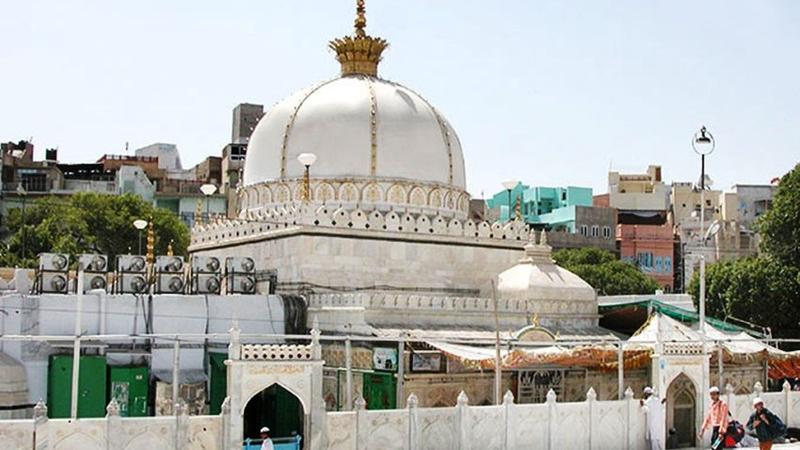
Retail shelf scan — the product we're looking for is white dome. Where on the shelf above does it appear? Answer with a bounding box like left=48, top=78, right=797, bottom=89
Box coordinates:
left=238, top=74, right=469, bottom=218
left=244, top=75, right=465, bottom=188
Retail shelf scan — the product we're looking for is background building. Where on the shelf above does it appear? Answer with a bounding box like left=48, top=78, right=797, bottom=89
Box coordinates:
left=604, top=165, right=676, bottom=291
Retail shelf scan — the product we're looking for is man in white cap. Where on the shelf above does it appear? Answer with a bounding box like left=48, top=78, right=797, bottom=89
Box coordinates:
left=699, top=386, right=729, bottom=446
left=259, top=426, right=274, bottom=450
left=640, top=386, right=666, bottom=450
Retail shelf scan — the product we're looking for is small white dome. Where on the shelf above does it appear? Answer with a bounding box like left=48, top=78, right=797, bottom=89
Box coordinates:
left=243, top=75, right=465, bottom=189
left=497, top=236, right=597, bottom=313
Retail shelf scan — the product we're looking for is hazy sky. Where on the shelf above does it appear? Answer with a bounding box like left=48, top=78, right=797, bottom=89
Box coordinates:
left=2, top=0, right=798, bottom=196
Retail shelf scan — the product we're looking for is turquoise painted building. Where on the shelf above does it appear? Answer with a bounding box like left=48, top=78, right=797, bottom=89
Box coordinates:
left=486, top=184, right=594, bottom=232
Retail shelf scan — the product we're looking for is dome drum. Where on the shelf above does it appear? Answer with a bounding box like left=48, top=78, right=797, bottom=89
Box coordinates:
left=237, top=176, right=470, bottom=219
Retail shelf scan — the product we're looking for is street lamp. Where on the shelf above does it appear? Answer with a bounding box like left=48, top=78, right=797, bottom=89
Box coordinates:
left=297, top=153, right=317, bottom=202
left=133, top=219, right=148, bottom=255
left=16, top=184, right=27, bottom=262
left=501, top=180, right=517, bottom=222
left=692, top=126, right=715, bottom=431
left=200, top=183, right=217, bottom=222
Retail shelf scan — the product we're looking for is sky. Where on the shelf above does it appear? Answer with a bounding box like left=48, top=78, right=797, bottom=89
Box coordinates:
left=2, top=0, right=799, bottom=197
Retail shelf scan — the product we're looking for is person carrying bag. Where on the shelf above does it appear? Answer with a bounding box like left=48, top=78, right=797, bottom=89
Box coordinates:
left=746, top=398, right=787, bottom=450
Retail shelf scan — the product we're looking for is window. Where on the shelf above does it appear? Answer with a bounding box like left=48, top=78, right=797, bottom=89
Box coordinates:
left=655, top=256, right=663, bottom=273
left=602, top=226, right=611, bottom=239
left=637, top=252, right=654, bottom=268
left=561, top=192, right=567, bottom=201
left=591, top=225, right=599, bottom=237
left=580, top=224, right=588, bottom=236
left=664, top=256, right=672, bottom=273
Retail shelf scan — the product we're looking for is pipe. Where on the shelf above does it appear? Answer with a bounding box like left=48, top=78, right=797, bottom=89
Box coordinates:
left=172, top=339, right=181, bottom=413
left=70, top=269, right=85, bottom=419
left=345, top=337, right=353, bottom=411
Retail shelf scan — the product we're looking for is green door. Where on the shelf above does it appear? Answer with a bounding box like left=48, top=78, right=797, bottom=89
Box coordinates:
left=363, top=372, right=396, bottom=410
left=208, top=352, right=227, bottom=415
left=108, top=366, right=149, bottom=417
left=48, top=355, right=107, bottom=418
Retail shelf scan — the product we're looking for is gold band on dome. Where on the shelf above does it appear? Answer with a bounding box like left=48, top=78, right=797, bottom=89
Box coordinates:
left=329, top=0, right=388, bottom=77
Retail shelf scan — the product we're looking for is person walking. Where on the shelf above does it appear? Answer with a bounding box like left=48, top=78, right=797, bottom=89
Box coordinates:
left=640, top=386, right=666, bottom=450
left=698, top=386, right=729, bottom=447
left=259, top=426, right=274, bottom=450
left=747, top=398, right=786, bottom=450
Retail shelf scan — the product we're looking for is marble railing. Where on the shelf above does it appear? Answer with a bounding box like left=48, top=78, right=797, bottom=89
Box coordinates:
left=0, top=382, right=796, bottom=449
left=308, top=292, right=597, bottom=317
left=240, top=343, right=313, bottom=361
left=189, top=203, right=613, bottom=249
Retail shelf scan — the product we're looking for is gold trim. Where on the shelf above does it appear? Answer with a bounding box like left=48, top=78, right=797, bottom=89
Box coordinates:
left=366, top=79, right=378, bottom=175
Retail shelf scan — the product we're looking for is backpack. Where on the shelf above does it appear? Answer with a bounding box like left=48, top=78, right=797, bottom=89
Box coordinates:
left=769, top=411, right=787, bottom=439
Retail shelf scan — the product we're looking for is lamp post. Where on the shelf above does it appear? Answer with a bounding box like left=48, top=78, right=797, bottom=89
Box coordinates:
left=133, top=219, right=148, bottom=255
left=501, top=180, right=517, bottom=222
left=200, top=183, right=217, bottom=223
left=297, top=153, right=317, bottom=202
left=691, top=126, right=715, bottom=329
left=16, top=184, right=27, bottom=262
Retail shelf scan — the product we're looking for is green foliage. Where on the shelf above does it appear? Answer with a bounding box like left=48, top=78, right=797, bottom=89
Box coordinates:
left=553, top=247, right=661, bottom=295
left=1, top=193, right=189, bottom=268
left=689, top=162, right=800, bottom=337
left=759, top=162, right=800, bottom=268
left=687, top=257, right=800, bottom=338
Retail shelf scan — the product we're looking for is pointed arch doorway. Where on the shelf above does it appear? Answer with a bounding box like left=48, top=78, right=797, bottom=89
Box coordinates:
left=666, top=373, right=697, bottom=448
left=243, top=383, right=304, bottom=444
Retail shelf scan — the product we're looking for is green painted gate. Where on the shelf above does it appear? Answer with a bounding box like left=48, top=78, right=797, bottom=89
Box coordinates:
left=47, top=355, right=108, bottom=418
left=362, top=372, right=396, bottom=410
left=208, top=352, right=228, bottom=415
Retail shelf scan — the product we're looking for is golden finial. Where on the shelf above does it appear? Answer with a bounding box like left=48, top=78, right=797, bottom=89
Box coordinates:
left=145, top=218, right=155, bottom=265
left=354, top=0, right=367, bottom=37
left=166, top=239, right=174, bottom=257
left=531, top=313, right=540, bottom=328
left=329, top=0, right=388, bottom=77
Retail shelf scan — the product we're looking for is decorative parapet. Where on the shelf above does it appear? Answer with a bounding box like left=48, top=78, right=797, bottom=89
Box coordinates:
left=189, top=203, right=614, bottom=251
left=307, top=292, right=598, bottom=318
left=663, top=342, right=704, bottom=355
left=239, top=343, right=314, bottom=361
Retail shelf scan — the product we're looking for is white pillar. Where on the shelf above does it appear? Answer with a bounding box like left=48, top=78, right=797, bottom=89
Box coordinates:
left=503, top=390, right=515, bottom=449
left=172, top=339, right=181, bottom=413
left=70, top=268, right=85, bottom=419
left=618, top=343, right=624, bottom=400
left=587, top=387, right=597, bottom=450
left=546, top=389, right=557, bottom=450
left=345, top=337, right=353, bottom=411
left=407, top=393, right=419, bottom=450
left=396, top=336, right=405, bottom=406
left=456, top=391, right=469, bottom=450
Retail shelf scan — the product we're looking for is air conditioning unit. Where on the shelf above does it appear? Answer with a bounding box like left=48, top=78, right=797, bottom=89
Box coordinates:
left=192, top=274, right=221, bottom=294
left=119, top=274, right=148, bottom=294
left=117, top=255, right=147, bottom=273
left=228, top=275, right=256, bottom=294
left=41, top=272, right=68, bottom=294
left=191, top=256, right=220, bottom=274
left=82, top=273, right=108, bottom=293
left=156, top=256, right=184, bottom=273
left=39, top=253, right=69, bottom=272
left=225, top=257, right=255, bottom=274
left=78, top=254, right=108, bottom=272
left=156, top=274, right=184, bottom=294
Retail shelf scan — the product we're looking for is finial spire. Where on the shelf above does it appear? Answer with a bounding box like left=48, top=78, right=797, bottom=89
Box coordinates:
left=354, top=0, right=367, bottom=37
left=329, top=0, right=388, bottom=77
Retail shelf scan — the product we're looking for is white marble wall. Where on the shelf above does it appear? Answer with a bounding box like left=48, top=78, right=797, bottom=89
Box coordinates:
left=3, top=382, right=799, bottom=450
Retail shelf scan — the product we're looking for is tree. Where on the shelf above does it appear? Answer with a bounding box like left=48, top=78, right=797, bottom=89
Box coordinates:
left=688, top=257, right=800, bottom=338
left=759, top=162, right=800, bottom=268
left=1, top=193, right=190, bottom=268
left=689, top=162, right=800, bottom=338
left=553, top=247, right=661, bottom=295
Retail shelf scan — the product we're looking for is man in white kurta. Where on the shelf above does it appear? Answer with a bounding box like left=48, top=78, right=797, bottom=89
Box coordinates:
left=640, top=387, right=666, bottom=450
left=259, top=427, right=274, bottom=450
